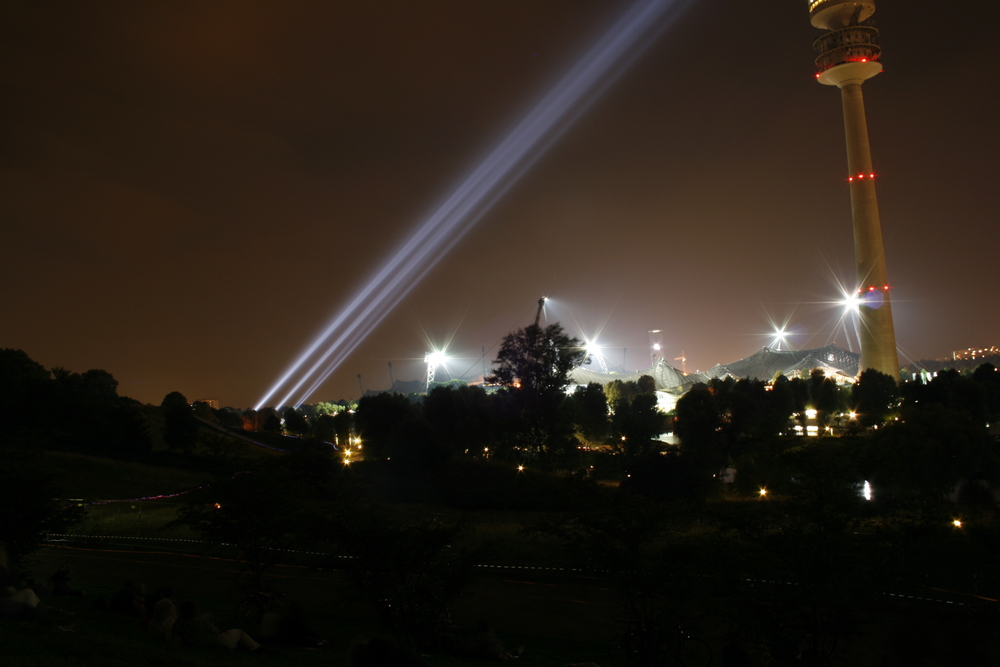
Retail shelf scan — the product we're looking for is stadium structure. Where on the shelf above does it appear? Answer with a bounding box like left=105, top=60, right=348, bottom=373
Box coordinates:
left=569, top=344, right=861, bottom=396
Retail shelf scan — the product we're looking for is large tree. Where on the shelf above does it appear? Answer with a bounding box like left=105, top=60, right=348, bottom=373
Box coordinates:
left=162, top=391, right=199, bottom=452
left=674, top=385, right=725, bottom=479
left=487, top=322, right=586, bottom=395
left=354, top=392, right=418, bottom=460
left=611, top=392, right=666, bottom=463
left=282, top=406, right=309, bottom=435
left=423, top=384, right=497, bottom=458
left=852, top=369, right=898, bottom=428
left=486, top=323, right=587, bottom=466
left=568, top=382, right=611, bottom=448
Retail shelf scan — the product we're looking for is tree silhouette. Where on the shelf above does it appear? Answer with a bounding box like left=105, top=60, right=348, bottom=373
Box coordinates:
left=162, top=391, right=199, bottom=452
left=611, top=393, right=666, bottom=464
left=487, top=322, right=586, bottom=394
left=569, top=382, right=610, bottom=448
left=487, top=322, right=586, bottom=467
left=852, top=369, right=898, bottom=428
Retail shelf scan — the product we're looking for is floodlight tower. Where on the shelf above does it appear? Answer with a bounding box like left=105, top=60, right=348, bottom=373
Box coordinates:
left=648, top=329, right=664, bottom=366
left=809, top=0, right=899, bottom=380
left=425, top=351, right=445, bottom=393
left=533, top=297, right=547, bottom=328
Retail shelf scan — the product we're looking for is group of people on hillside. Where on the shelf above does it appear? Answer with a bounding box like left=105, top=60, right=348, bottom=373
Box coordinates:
left=1, top=544, right=267, bottom=654
left=0, top=545, right=76, bottom=628
left=4, top=543, right=549, bottom=665
left=99, top=580, right=268, bottom=654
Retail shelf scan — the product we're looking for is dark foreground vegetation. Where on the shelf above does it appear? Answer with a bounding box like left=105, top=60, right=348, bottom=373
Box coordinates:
left=3, top=345, right=1000, bottom=665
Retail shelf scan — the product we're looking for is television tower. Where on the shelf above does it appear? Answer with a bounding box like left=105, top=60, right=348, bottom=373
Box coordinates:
left=809, top=0, right=899, bottom=380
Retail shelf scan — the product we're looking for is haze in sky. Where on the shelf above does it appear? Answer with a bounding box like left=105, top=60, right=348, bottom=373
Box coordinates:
left=3, top=1, right=997, bottom=407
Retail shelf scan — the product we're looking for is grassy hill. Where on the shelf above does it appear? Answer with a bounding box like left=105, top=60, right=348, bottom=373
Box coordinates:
left=45, top=451, right=212, bottom=500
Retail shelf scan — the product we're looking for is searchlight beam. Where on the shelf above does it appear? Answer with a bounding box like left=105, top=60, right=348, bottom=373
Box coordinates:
left=256, top=0, right=694, bottom=408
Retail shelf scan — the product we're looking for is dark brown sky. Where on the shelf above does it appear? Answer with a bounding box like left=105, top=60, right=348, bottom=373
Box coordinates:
left=3, top=1, right=998, bottom=408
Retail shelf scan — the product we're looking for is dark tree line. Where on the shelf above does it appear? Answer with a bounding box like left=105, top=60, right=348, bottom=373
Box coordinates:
left=249, top=322, right=669, bottom=472
left=670, top=365, right=1000, bottom=504
left=0, top=348, right=151, bottom=460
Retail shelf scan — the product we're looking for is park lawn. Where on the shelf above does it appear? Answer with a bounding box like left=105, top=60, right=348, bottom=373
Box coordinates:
left=75, top=502, right=200, bottom=541
left=44, top=451, right=213, bottom=501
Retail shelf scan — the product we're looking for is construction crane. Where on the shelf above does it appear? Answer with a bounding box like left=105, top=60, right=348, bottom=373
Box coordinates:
left=674, top=351, right=687, bottom=375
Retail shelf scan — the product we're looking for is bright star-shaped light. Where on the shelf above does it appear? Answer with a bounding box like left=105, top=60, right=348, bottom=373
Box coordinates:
left=425, top=350, right=447, bottom=367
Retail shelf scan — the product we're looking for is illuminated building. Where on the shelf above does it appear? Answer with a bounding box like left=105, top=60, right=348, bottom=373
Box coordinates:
left=810, top=0, right=899, bottom=380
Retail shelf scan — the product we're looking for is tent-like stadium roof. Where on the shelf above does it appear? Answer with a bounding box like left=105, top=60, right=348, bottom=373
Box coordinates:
left=569, top=344, right=860, bottom=393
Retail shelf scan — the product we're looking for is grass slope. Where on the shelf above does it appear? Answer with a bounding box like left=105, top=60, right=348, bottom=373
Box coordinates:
left=45, top=452, right=212, bottom=501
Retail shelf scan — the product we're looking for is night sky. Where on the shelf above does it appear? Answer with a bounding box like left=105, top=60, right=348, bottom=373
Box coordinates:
left=3, top=1, right=998, bottom=408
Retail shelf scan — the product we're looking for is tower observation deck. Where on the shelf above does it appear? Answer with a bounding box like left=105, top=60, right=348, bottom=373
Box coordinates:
left=809, top=0, right=899, bottom=380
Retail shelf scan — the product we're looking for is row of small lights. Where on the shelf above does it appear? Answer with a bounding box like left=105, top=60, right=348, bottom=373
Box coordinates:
left=757, top=485, right=967, bottom=529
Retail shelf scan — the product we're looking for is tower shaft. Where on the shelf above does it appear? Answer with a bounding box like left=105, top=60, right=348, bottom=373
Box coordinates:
left=840, top=81, right=899, bottom=378
left=810, top=0, right=899, bottom=381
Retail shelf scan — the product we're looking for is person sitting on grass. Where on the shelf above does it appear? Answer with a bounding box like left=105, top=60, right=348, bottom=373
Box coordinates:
left=0, top=594, right=56, bottom=627
left=173, top=599, right=263, bottom=652
left=0, top=543, right=41, bottom=609
left=108, top=580, right=146, bottom=617
left=49, top=564, right=85, bottom=597
left=24, top=577, right=52, bottom=597
left=147, top=586, right=177, bottom=641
